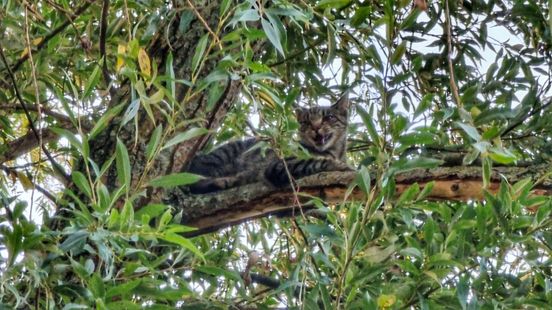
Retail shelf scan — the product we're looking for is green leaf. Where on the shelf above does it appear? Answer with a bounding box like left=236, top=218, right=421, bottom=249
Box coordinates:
left=89, top=103, right=125, bottom=139
left=488, top=146, right=517, bottom=164
left=401, top=7, right=422, bottom=30
left=115, top=138, right=131, bottom=190
left=356, top=104, right=379, bottom=145
left=351, top=6, right=372, bottom=27
left=162, top=127, right=208, bottom=150
left=355, top=166, right=371, bottom=194
left=391, top=41, right=407, bottom=65
left=397, top=183, right=419, bottom=206
left=161, top=233, right=204, bottom=261
left=395, top=157, right=443, bottom=172
left=482, top=156, right=491, bottom=188
left=166, top=52, right=176, bottom=100
left=149, top=173, right=202, bottom=188
left=206, top=80, right=228, bottom=111
left=456, top=122, right=481, bottom=141
left=191, top=34, right=209, bottom=74
left=398, top=132, right=436, bottom=147
left=121, top=99, right=140, bottom=127
left=106, top=280, right=142, bottom=299
left=120, top=201, right=134, bottom=229
left=146, top=125, right=163, bottom=160
left=83, top=65, right=101, bottom=99
left=414, top=93, right=434, bottom=119
left=195, top=266, right=242, bottom=282
left=89, top=273, right=105, bottom=298
left=317, top=0, right=351, bottom=9
left=135, top=204, right=167, bottom=221
left=50, top=127, right=83, bottom=153
left=72, top=171, right=92, bottom=198
left=261, top=18, right=285, bottom=56
left=59, top=231, right=88, bottom=253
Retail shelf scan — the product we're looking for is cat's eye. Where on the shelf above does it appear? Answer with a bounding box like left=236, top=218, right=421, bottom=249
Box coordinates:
left=324, top=114, right=336, bottom=122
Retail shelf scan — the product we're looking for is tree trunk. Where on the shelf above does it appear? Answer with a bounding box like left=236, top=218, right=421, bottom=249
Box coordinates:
left=86, top=2, right=246, bottom=208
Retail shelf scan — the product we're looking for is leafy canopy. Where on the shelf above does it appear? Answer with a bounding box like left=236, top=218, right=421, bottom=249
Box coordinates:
left=1, top=0, right=552, bottom=309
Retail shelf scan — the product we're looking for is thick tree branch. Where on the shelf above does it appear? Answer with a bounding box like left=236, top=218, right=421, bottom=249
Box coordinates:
left=175, top=164, right=552, bottom=237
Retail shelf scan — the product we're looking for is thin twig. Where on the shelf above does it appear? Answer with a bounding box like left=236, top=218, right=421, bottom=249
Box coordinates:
left=25, top=5, right=45, bottom=220
left=186, top=0, right=223, bottom=50
left=0, top=43, right=71, bottom=185
left=445, top=0, right=462, bottom=108
left=0, top=103, right=82, bottom=126
left=5, top=0, right=96, bottom=74
left=100, top=0, right=111, bottom=85
left=0, top=165, right=57, bottom=203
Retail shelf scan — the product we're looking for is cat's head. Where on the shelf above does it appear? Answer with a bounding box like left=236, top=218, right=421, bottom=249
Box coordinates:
left=295, top=93, right=349, bottom=159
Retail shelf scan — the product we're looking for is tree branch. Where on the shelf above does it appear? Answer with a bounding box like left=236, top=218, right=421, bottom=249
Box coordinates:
left=174, top=164, right=552, bottom=237
left=0, top=44, right=71, bottom=184
left=4, top=0, right=96, bottom=74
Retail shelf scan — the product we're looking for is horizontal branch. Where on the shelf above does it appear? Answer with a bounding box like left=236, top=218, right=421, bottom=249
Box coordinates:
left=177, top=164, right=552, bottom=237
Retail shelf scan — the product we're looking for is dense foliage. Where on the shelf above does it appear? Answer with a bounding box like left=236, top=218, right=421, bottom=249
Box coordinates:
left=1, top=0, right=552, bottom=308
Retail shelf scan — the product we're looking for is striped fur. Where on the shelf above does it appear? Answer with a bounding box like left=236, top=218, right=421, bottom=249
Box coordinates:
left=185, top=95, right=351, bottom=194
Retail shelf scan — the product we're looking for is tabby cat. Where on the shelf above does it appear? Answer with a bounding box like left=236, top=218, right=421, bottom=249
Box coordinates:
left=185, top=94, right=351, bottom=194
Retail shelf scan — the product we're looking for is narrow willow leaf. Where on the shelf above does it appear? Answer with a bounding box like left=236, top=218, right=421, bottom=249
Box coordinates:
left=146, top=125, right=163, bottom=160
left=417, top=181, right=435, bottom=201
left=456, top=122, right=481, bottom=141
left=192, top=34, right=209, bottom=74
left=162, top=127, right=208, bottom=150
left=121, top=99, right=140, bottom=127
left=166, top=52, right=176, bottom=100
left=356, top=104, right=379, bottom=145
left=89, top=273, right=105, bottom=298
left=488, top=146, right=517, bottom=164
left=50, top=127, right=83, bottom=153
left=391, top=41, right=407, bottom=65
left=261, top=18, right=284, bottom=56
left=138, top=48, right=151, bottom=77
left=482, top=156, right=491, bottom=188
left=355, top=166, right=371, bottom=194
left=149, top=173, right=202, bottom=188
left=72, top=171, right=92, bottom=198
left=325, top=25, right=336, bottom=66
left=414, top=93, right=434, bottom=119
left=195, top=266, right=242, bottom=282
left=120, top=201, right=134, bottom=230
left=161, top=233, right=204, bottom=261
left=83, top=65, right=101, bottom=99
left=106, top=280, right=142, bottom=299
left=351, top=6, right=371, bottom=27
left=397, top=183, right=419, bottom=206
left=317, top=0, right=350, bottom=9
left=115, top=138, right=131, bottom=189
left=89, top=103, right=125, bottom=139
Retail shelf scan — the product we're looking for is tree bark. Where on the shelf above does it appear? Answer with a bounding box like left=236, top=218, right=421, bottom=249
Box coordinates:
left=171, top=164, right=552, bottom=237
left=85, top=2, right=248, bottom=208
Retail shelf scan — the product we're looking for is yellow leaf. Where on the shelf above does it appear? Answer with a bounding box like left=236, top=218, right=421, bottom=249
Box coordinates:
left=20, top=47, right=29, bottom=58
left=17, top=172, right=34, bottom=190
left=258, top=90, right=276, bottom=109
left=138, top=48, right=151, bottom=77
left=377, top=294, right=396, bottom=309
left=32, top=37, right=43, bottom=45
left=116, top=44, right=127, bottom=72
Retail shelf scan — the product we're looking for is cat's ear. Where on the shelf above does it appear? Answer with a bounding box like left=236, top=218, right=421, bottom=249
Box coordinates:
left=295, top=107, right=306, bottom=121
left=332, top=92, right=349, bottom=113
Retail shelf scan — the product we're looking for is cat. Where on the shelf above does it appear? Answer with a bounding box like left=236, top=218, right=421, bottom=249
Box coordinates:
left=184, top=94, right=352, bottom=194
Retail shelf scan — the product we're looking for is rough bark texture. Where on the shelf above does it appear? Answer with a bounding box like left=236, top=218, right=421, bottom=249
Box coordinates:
left=85, top=3, right=247, bottom=208
left=173, top=164, right=552, bottom=237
